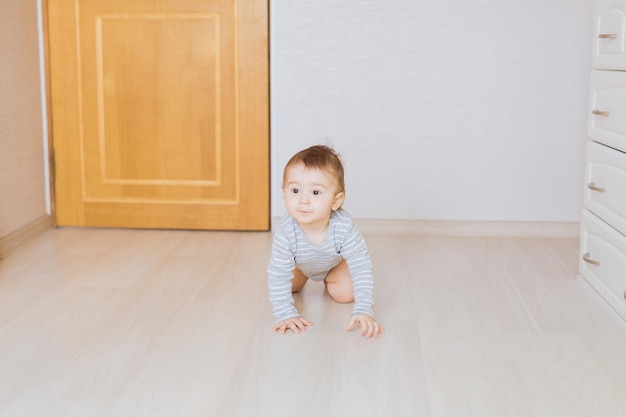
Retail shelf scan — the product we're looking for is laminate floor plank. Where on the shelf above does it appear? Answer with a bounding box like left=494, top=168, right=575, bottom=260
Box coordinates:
left=1, top=229, right=625, bottom=417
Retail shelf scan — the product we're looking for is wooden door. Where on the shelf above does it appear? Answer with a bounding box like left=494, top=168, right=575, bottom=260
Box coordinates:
left=46, top=0, right=269, bottom=230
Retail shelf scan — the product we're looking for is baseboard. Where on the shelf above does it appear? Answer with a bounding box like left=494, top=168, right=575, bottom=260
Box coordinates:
left=0, top=215, right=54, bottom=260
left=272, top=217, right=580, bottom=238
left=354, top=219, right=580, bottom=238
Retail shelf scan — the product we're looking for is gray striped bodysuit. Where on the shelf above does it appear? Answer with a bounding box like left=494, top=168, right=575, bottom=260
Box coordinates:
left=267, top=209, right=375, bottom=323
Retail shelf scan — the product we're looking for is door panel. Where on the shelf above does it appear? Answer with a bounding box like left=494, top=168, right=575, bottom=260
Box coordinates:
left=47, top=0, right=269, bottom=230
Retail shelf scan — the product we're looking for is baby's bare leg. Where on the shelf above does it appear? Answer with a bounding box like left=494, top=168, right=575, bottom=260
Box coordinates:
left=324, top=259, right=354, bottom=303
left=291, top=268, right=308, bottom=293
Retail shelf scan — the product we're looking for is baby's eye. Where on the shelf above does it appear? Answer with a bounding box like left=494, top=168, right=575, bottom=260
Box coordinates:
left=313, top=190, right=321, bottom=196
left=291, top=188, right=299, bottom=194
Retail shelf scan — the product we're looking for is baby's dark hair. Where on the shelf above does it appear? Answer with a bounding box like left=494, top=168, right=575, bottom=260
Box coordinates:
left=283, top=145, right=345, bottom=194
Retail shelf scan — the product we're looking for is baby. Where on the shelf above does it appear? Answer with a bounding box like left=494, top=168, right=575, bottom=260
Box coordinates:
left=267, top=145, right=384, bottom=338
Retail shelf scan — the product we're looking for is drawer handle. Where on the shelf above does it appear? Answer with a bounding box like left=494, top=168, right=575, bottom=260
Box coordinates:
left=587, top=182, right=605, bottom=193
left=598, top=33, right=618, bottom=39
left=592, top=109, right=610, bottom=116
left=582, top=253, right=600, bottom=267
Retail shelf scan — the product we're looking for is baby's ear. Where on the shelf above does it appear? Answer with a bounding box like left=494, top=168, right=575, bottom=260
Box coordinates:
left=332, top=192, right=345, bottom=211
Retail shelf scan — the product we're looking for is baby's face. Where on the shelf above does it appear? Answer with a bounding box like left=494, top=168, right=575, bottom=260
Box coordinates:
left=283, top=162, right=344, bottom=230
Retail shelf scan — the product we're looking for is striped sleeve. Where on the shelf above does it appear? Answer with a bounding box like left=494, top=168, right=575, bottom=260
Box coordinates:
left=336, top=219, right=376, bottom=318
left=267, top=221, right=300, bottom=323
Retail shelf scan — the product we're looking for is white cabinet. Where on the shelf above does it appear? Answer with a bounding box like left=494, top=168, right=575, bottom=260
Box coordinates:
left=593, top=0, right=626, bottom=70
left=579, top=0, right=626, bottom=332
left=579, top=211, right=626, bottom=327
left=589, top=71, right=626, bottom=153
left=584, top=141, right=626, bottom=236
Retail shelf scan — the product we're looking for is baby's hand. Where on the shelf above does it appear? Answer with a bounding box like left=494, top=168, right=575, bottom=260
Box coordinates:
left=272, top=317, right=313, bottom=335
left=346, top=315, right=384, bottom=339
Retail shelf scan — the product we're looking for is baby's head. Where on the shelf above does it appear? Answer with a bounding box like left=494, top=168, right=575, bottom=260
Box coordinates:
left=283, top=145, right=345, bottom=196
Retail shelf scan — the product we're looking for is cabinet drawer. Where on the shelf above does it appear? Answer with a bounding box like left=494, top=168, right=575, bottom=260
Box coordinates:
left=579, top=210, right=626, bottom=321
left=584, top=141, right=626, bottom=236
left=593, top=0, right=626, bottom=69
left=589, top=70, right=626, bottom=153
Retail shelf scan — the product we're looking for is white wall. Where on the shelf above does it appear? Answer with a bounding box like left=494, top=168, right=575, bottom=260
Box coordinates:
left=270, top=0, right=593, bottom=222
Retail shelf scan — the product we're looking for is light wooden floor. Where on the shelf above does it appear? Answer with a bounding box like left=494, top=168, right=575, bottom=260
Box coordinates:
left=1, top=227, right=626, bottom=417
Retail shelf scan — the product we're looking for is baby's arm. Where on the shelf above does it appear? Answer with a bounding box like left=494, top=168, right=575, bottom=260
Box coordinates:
left=267, top=225, right=310, bottom=332
left=340, top=222, right=383, bottom=337
left=341, top=224, right=376, bottom=318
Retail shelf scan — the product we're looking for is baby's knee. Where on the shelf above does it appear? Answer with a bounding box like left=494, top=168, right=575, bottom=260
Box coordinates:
left=327, top=285, right=354, bottom=304
left=332, top=293, right=355, bottom=304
